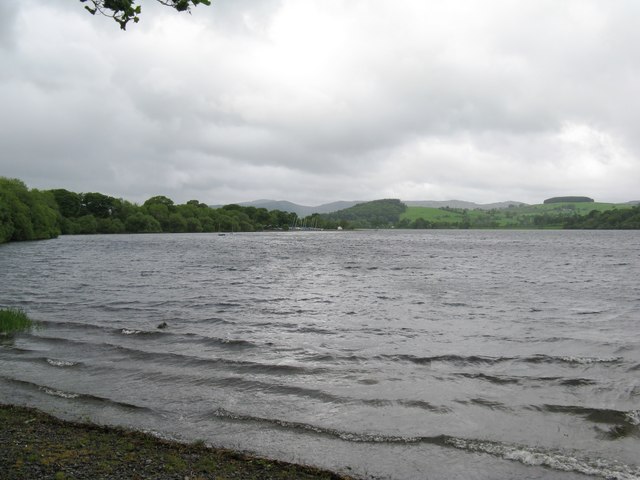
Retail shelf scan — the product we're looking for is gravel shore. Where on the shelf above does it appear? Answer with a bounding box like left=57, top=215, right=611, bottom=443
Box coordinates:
left=0, top=404, right=357, bottom=480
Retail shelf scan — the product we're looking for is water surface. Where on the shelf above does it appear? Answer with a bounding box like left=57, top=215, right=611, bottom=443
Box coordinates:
left=1, top=231, right=639, bottom=479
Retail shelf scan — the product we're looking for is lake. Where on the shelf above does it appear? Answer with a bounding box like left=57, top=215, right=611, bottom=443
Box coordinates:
left=1, top=230, right=639, bottom=479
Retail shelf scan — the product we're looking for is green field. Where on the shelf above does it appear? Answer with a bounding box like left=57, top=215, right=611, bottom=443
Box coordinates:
left=401, top=206, right=467, bottom=223
left=401, top=202, right=633, bottom=228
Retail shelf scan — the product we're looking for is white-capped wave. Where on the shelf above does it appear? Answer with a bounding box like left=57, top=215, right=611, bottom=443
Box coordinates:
left=41, top=387, right=80, bottom=399
left=446, top=437, right=640, bottom=480
left=625, top=410, right=640, bottom=426
left=121, top=329, right=142, bottom=335
left=559, top=356, right=622, bottom=365
left=46, top=358, right=75, bottom=367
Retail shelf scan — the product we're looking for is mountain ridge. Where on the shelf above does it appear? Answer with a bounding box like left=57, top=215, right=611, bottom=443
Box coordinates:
left=218, top=200, right=362, bottom=217
left=212, top=198, right=636, bottom=217
left=211, top=199, right=528, bottom=216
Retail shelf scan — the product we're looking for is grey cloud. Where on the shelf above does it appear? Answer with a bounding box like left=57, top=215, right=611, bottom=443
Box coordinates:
left=1, top=0, right=640, bottom=205
left=0, top=3, right=20, bottom=50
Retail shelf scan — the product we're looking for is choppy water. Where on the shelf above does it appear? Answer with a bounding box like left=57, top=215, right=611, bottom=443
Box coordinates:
left=1, top=231, right=639, bottom=480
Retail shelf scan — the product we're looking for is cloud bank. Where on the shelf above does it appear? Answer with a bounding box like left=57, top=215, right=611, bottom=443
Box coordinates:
left=1, top=0, right=639, bottom=205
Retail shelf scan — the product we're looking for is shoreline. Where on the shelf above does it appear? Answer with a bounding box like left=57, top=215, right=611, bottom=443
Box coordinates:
left=0, top=404, right=357, bottom=480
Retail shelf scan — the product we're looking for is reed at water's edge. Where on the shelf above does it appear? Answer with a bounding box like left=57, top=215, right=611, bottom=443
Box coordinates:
left=0, top=308, right=35, bottom=334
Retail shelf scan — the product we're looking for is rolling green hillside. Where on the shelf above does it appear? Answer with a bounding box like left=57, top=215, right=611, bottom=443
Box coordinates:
left=321, top=199, right=406, bottom=228
left=309, top=199, right=637, bottom=230
left=400, top=206, right=466, bottom=223
left=400, top=202, right=633, bottom=229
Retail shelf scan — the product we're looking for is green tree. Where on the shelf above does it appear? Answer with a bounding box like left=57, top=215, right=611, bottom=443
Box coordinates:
left=166, top=213, right=187, bottom=233
left=565, top=205, right=640, bottom=229
left=125, top=212, right=162, bottom=233
left=81, top=0, right=211, bottom=30
left=200, top=217, right=216, bottom=232
left=29, top=190, right=61, bottom=239
left=97, top=217, right=126, bottom=234
left=82, top=192, right=116, bottom=218
left=0, top=178, right=33, bottom=241
left=186, top=199, right=208, bottom=208
left=144, top=195, right=175, bottom=210
left=73, top=215, right=99, bottom=234
left=222, top=204, right=243, bottom=212
left=145, top=203, right=171, bottom=230
left=49, top=189, right=82, bottom=218
left=185, top=217, right=203, bottom=232
left=176, top=203, right=201, bottom=220
left=0, top=178, right=60, bottom=243
left=0, top=195, right=12, bottom=242
left=111, top=198, right=139, bottom=222
left=412, top=217, right=432, bottom=229
left=271, top=210, right=296, bottom=230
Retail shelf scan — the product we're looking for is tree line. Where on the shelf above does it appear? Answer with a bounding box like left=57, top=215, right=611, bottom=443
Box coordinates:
left=564, top=206, right=640, bottom=229
left=2, top=177, right=638, bottom=244
left=0, top=177, right=297, bottom=244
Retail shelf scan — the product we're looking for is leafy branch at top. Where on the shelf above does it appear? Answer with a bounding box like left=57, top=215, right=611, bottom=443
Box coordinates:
left=80, top=0, right=211, bottom=30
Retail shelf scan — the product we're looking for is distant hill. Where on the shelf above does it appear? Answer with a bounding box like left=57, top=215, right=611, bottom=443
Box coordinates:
left=210, top=200, right=362, bottom=217
left=215, top=199, right=527, bottom=216
left=403, top=200, right=527, bottom=210
left=214, top=197, right=639, bottom=219
left=322, top=199, right=407, bottom=228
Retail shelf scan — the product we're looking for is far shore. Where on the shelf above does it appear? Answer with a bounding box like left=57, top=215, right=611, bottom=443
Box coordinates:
left=0, top=404, right=357, bottom=480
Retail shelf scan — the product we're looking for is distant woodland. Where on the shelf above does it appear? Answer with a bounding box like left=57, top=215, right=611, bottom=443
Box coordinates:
left=1, top=177, right=638, bottom=244
left=543, top=196, right=594, bottom=204
left=0, top=177, right=296, bottom=243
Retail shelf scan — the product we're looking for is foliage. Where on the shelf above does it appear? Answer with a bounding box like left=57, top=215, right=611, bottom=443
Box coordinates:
left=82, top=192, right=116, bottom=218
left=81, top=0, right=211, bottom=30
left=0, top=177, right=304, bottom=243
left=565, top=205, right=640, bottom=229
left=0, top=308, right=35, bottom=334
left=124, top=212, right=162, bottom=233
left=50, top=189, right=82, bottom=218
left=143, top=195, right=175, bottom=209
left=22, top=178, right=307, bottom=242
left=72, top=215, right=99, bottom=234
left=0, top=178, right=60, bottom=243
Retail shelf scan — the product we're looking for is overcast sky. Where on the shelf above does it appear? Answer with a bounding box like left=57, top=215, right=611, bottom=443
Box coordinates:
left=2, top=0, right=639, bottom=206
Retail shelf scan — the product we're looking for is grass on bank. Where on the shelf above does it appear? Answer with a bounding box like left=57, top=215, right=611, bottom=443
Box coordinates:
left=0, top=308, right=35, bottom=334
left=0, top=405, right=355, bottom=480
